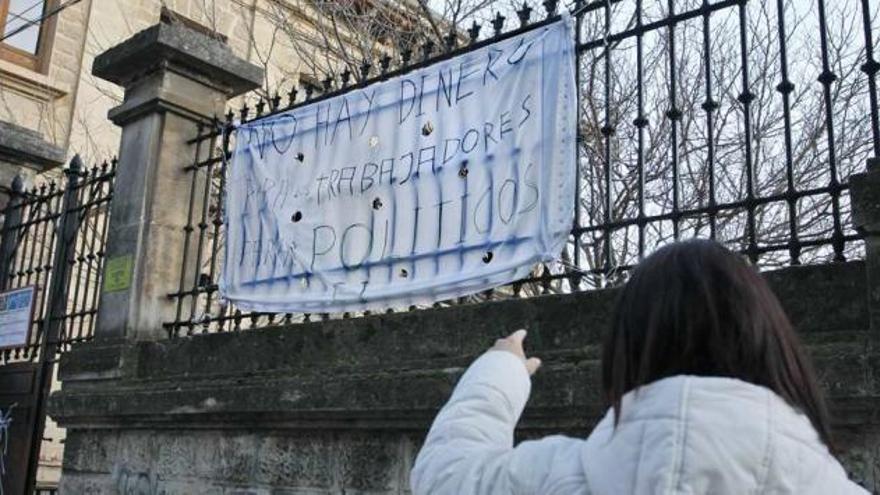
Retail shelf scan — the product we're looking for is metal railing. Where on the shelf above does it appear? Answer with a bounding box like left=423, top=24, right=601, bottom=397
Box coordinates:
left=165, top=0, right=878, bottom=336
left=0, top=156, right=116, bottom=362
left=0, top=155, right=116, bottom=494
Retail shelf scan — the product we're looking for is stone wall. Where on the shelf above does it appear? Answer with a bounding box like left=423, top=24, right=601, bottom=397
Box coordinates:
left=49, top=260, right=880, bottom=493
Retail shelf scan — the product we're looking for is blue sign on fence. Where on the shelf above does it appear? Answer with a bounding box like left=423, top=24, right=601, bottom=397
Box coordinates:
left=222, top=16, right=577, bottom=313
left=0, top=286, right=35, bottom=349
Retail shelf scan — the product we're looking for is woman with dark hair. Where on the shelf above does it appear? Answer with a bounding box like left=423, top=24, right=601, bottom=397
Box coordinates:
left=411, top=239, right=867, bottom=494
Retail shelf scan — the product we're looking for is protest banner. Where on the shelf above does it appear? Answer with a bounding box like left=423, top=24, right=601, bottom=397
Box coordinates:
left=222, top=17, right=576, bottom=312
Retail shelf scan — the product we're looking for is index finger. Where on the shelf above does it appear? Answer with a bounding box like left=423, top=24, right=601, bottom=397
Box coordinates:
left=508, top=329, right=527, bottom=344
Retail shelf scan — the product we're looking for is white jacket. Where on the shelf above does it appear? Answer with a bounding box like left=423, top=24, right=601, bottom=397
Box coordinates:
left=411, top=351, right=868, bottom=494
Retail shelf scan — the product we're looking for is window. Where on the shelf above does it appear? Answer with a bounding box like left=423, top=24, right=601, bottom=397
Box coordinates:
left=0, top=0, right=56, bottom=72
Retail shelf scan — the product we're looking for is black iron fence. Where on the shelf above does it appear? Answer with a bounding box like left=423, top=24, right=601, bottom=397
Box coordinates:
left=165, top=0, right=878, bottom=336
left=0, top=155, right=115, bottom=494
left=0, top=156, right=116, bottom=362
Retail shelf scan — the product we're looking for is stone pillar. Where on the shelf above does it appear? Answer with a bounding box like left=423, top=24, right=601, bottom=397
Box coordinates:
left=851, top=158, right=880, bottom=332
left=91, top=19, right=262, bottom=341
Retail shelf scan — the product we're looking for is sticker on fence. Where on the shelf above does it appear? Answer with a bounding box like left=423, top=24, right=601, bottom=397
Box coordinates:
left=221, top=17, right=576, bottom=313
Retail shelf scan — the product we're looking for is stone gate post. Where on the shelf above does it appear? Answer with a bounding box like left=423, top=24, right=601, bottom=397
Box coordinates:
left=90, top=18, right=262, bottom=342
left=852, top=158, right=880, bottom=333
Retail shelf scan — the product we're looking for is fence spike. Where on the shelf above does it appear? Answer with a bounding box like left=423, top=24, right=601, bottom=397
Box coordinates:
left=239, top=102, right=249, bottom=121
left=305, top=83, right=315, bottom=101
left=69, top=154, right=83, bottom=174
left=341, top=68, right=352, bottom=87
left=492, top=13, right=506, bottom=36
left=271, top=92, right=281, bottom=110
left=421, top=40, right=435, bottom=61
left=517, top=2, right=532, bottom=26
left=287, top=86, right=298, bottom=107
left=468, top=21, right=481, bottom=43
left=401, top=46, right=413, bottom=66
left=380, top=54, right=392, bottom=74
left=543, top=0, right=558, bottom=16
left=360, top=59, right=372, bottom=80
left=255, top=98, right=266, bottom=116
left=445, top=31, right=457, bottom=50
left=11, top=174, right=24, bottom=193
left=322, top=75, right=334, bottom=92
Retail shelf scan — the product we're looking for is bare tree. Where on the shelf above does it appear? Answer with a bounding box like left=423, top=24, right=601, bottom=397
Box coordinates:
left=570, top=0, right=877, bottom=290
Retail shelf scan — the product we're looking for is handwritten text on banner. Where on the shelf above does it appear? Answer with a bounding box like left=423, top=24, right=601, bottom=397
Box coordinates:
left=222, top=17, right=576, bottom=313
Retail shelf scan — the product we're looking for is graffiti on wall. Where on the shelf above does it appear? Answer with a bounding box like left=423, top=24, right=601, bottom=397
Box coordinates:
left=0, top=404, right=16, bottom=495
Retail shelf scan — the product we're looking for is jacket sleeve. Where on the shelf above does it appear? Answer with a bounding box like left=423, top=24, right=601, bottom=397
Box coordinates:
left=410, top=350, right=589, bottom=495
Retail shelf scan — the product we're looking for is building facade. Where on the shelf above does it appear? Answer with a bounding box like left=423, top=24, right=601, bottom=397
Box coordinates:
left=0, top=0, right=391, bottom=487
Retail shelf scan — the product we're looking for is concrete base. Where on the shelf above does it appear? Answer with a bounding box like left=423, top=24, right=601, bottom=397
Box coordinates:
left=50, top=261, right=880, bottom=493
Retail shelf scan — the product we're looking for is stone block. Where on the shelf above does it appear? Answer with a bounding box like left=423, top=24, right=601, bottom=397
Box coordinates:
left=155, top=432, right=199, bottom=478
left=852, top=169, right=880, bottom=233
left=766, top=261, right=869, bottom=333
left=62, top=430, right=118, bottom=474
left=836, top=428, right=880, bottom=489
left=254, top=433, right=335, bottom=488
left=115, top=431, right=159, bottom=471
left=58, top=471, right=117, bottom=494
left=195, top=434, right=260, bottom=483
left=92, top=19, right=262, bottom=96
left=337, top=433, right=402, bottom=492
left=0, top=120, right=65, bottom=171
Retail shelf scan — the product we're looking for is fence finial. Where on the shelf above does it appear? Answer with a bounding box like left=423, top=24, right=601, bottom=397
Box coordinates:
left=421, top=40, right=435, bottom=61
left=492, top=13, right=506, bottom=36
left=380, top=54, right=392, bottom=74
left=69, top=154, right=84, bottom=174
left=10, top=175, right=24, bottom=194
left=517, top=2, right=533, bottom=26
left=445, top=31, right=457, bottom=51
left=468, top=21, right=481, bottom=43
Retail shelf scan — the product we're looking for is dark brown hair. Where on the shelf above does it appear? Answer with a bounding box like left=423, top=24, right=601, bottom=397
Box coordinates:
left=601, top=239, right=833, bottom=448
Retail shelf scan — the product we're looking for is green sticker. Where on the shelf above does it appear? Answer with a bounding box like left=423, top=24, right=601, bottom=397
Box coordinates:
left=104, top=255, right=133, bottom=293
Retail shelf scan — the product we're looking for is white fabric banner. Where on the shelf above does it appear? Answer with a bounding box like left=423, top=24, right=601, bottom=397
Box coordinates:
left=221, top=17, right=576, bottom=313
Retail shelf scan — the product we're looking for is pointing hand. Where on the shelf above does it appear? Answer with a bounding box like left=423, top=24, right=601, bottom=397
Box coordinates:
left=491, top=329, right=542, bottom=376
